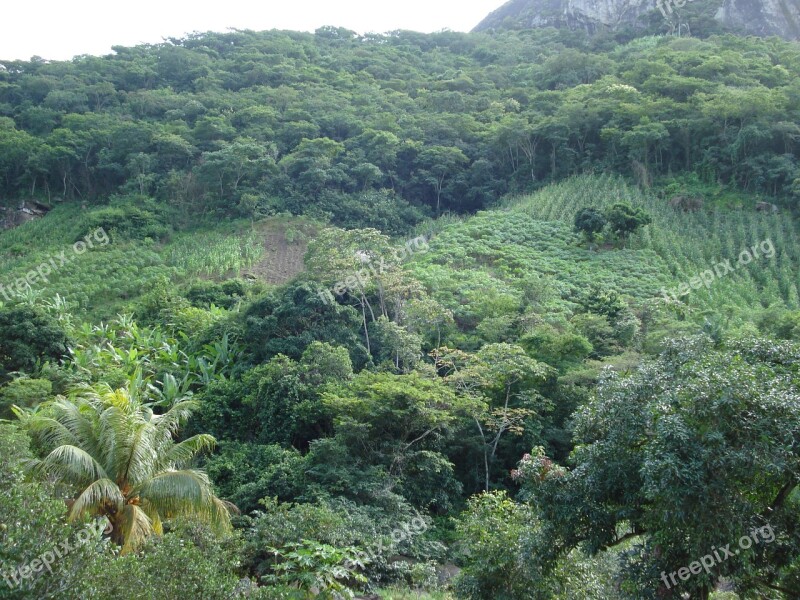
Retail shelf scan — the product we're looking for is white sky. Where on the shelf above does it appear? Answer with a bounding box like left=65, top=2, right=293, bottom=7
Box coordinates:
left=0, top=0, right=504, bottom=61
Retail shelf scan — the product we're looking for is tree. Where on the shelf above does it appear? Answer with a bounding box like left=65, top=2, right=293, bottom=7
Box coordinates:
left=15, top=383, right=234, bottom=554
left=415, top=145, right=469, bottom=215
left=434, top=344, right=552, bottom=491
left=192, top=341, right=352, bottom=448
left=604, top=202, right=652, bottom=241
left=0, top=305, right=70, bottom=381
left=278, top=137, right=345, bottom=198
left=516, top=337, right=800, bottom=598
left=323, top=370, right=478, bottom=510
left=573, top=207, right=607, bottom=243
left=304, top=227, right=395, bottom=354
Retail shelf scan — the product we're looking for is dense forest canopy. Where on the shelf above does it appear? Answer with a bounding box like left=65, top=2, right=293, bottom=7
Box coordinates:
left=1, top=26, right=800, bottom=224
left=1, top=15, right=800, bottom=600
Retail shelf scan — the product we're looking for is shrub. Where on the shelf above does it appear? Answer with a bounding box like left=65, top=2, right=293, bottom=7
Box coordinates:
left=0, top=305, right=70, bottom=380
left=0, top=377, right=52, bottom=418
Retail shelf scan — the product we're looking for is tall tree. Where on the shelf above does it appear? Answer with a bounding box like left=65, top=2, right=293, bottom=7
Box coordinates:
left=15, top=383, right=233, bottom=553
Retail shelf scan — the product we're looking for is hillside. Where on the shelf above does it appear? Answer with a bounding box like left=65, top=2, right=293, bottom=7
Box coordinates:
left=2, top=28, right=800, bottom=229
left=2, top=22, right=800, bottom=600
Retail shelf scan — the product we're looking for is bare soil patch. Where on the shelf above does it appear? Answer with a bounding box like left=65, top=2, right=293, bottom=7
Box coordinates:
left=244, top=219, right=317, bottom=285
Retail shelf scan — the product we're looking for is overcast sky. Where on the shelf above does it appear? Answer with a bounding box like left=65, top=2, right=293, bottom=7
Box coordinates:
left=1, top=0, right=504, bottom=61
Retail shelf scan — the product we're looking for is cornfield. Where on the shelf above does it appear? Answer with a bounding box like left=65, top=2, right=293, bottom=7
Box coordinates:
left=504, top=174, right=800, bottom=314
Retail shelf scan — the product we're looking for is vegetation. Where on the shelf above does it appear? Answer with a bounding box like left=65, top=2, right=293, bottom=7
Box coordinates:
left=15, top=383, right=233, bottom=553
left=1, top=12, right=800, bottom=600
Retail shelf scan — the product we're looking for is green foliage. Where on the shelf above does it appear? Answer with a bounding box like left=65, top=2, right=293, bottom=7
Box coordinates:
left=167, top=226, right=264, bottom=277
left=517, top=337, right=800, bottom=596
left=193, top=341, right=352, bottom=448
left=574, top=207, right=607, bottom=242
left=243, top=280, right=370, bottom=369
left=2, top=24, right=800, bottom=598
left=453, top=491, right=542, bottom=600
left=83, top=196, right=173, bottom=242
left=186, top=278, right=250, bottom=309
left=0, top=424, right=105, bottom=600
left=312, top=190, right=427, bottom=236
left=506, top=175, right=800, bottom=320
left=242, top=496, right=441, bottom=588
left=14, top=383, right=233, bottom=553
left=204, top=443, right=307, bottom=512
left=520, top=325, right=593, bottom=372
left=264, top=539, right=367, bottom=599
left=0, top=376, right=51, bottom=418
left=0, top=305, right=70, bottom=380
left=323, top=370, right=477, bottom=510
left=243, top=498, right=357, bottom=580
left=73, top=521, right=246, bottom=600
left=2, top=28, right=799, bottom=222
left=604, top=202, right=653, bottom=240
left=757, top=306, right=800, bottom=341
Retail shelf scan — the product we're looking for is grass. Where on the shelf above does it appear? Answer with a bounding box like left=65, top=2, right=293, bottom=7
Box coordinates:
left=377, top=588, right=455, bottom=600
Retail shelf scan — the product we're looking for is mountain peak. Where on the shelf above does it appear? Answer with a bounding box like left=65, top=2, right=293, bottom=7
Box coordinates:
left=473, top=0, right=800, bottom=40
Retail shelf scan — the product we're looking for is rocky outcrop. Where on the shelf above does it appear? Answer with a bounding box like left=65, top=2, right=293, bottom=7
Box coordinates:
left=0, top=201, right=50, bottom=230
left=715, top=0, right=800, bottom=39
left=474, top=0, right=800, bottom=40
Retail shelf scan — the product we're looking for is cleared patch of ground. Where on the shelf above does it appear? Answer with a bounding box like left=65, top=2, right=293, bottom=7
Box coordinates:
left=243, top=218, right=318, bottom=285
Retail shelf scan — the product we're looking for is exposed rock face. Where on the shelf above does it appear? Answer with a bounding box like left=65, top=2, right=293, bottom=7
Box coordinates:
left=474, top=0, right=800, bottom=40
left=715, top=0, right=800, bottom=39
left=0, top=201, right=49, bottom=230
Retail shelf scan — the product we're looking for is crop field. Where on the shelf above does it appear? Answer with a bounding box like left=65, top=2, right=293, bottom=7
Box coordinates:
left=0, top=208, right=316, bottom=317
left=504, top=175, right=800, bottom=315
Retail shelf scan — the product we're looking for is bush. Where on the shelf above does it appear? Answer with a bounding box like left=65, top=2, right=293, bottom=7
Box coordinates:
left=453, top=491, right=541, bottom=600
left=74, top=521, right=245, bottom=600
left=204, top=443, right=308, bottom=513
left=0, top=305, right=70, bottom=380
left=186, top=279, right=250, bottom=309
left=84, top=195, right=173, bottom=242
left=0, top=424, right=104, bottom=600
left=0, top=376, right=52, bottom=418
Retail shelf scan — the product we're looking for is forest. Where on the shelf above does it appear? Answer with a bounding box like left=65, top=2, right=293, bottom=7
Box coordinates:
left=1, top=17, right=800, bottom=600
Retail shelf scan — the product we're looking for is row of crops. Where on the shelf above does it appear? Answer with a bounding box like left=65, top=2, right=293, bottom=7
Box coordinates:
left=504, top=174, right=800, bottom=315
left=0, top=207, right=267, bottom=317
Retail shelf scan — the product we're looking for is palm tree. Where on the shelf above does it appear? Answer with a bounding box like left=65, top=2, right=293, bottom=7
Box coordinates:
left=14, top=383, right=234, bottom=553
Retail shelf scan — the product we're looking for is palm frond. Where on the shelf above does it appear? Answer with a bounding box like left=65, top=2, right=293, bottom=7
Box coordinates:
left=136, top=469, right=232, bottom=533
left=15, top=413, right=81, bottom=449
left=39, top=445, right=108, bottom=488
left=97, top=403, right=131, bottom=480
left=157, top=434, right=217, bottom=470
left=118, top=420, right=159, bottom=488
left=139, top=498, right=164, bottom=535
left=118, top=503, right=153, bottom=555
left=69, top=478, right=124, bottom=521
left=152, top=399, right=199, bottom=440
